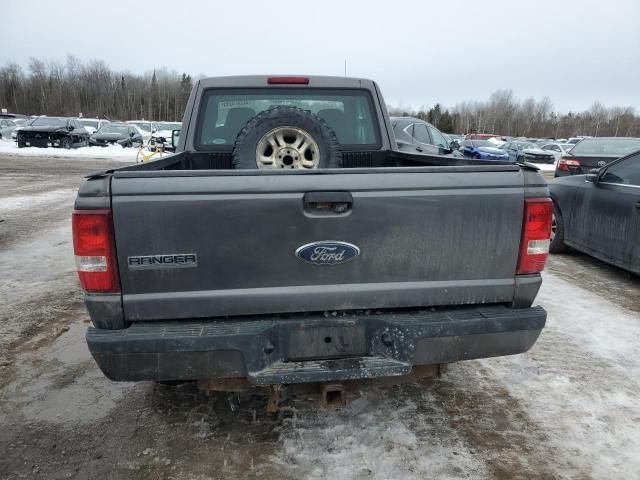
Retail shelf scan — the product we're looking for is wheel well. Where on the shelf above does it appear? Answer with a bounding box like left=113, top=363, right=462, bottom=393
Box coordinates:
left=551, top=196, right=562, bottom=217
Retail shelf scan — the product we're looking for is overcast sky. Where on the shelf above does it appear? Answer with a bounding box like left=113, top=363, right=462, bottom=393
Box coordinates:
left=1, top=0, right=639, bottom=112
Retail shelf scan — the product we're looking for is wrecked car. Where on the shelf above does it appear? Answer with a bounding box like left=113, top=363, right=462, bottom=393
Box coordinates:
left=17, top=117, right=90, bottom=149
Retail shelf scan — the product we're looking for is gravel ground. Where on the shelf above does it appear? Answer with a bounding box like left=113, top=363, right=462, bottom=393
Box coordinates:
left=1, top=154, right=639, bottom=480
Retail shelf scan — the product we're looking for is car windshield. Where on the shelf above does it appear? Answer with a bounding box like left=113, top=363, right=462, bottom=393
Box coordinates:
left=31, top=117, right=67, bottom=127
left=129, top=122, right=150, bottom=132
left=79, top=120, right=99, bottom=128
left=570, top=138, right=640, bottom=155
left=470, top=140, right=494, bottom=147
left=197, top=88, right=380, bottom=147
left=517, top=142, right=538, bottom=149
left=157, top=122, right=180, bottom=131
left=98, top=124, right=129, bottom=134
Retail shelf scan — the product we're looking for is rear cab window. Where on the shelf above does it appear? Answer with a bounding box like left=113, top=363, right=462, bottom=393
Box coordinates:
left=195, top=88, right=381, bottom=151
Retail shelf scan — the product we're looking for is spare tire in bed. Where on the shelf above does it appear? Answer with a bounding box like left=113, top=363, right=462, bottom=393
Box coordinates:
left=232, top=106, right=342, bottom=170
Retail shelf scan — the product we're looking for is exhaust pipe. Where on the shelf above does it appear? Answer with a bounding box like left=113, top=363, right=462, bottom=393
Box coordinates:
left=321, top=383, right=346, bottom=409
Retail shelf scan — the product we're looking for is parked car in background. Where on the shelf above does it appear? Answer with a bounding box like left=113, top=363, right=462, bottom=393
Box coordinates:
left=391, top=117, right=456, bottom=155
left=89, top=123, right=144, bottom=147
left=0, top=112, right=28, bottom=120
left=148, top=121, right=182, bottom=152
left=443, top=133, right=464, bottom=150
left=486, top=136, right=507, bottom=147
left=567, top=136, right=592, bottom=145
left=502, top=141, right=555, bottom=164
left=126, top=120, right=159, bottom=144
left=17, top=117, right=89, bottom=149
left=541, top=143, right=574, bottom=161
left=550, top=150, right=640, bottom=274
left=78, top=118, right=110, bottom=134
left=465, top=133, right=501, bottom=140
left=460, top=139, right=510, bottom=161
left=10, top=117, right=34, bottom=140
left=554, top=137, right=640, bottom=177
left=0, top=118, right=17, bottom=139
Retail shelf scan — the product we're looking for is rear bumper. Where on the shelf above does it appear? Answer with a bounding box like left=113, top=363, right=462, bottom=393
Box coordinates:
left=87, top=305, right=546, bottom=384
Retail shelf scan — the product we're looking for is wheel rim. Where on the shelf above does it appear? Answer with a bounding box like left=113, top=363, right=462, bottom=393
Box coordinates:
left=551, top=212, right=557, bottom=241
left=255, top=126, right=320, bottom=169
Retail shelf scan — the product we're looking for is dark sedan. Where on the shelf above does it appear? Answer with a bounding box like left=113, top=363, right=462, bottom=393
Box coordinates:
left=90, top=123, right=144, bottom=147
left=549, top=150, right=640, bottom=274
left=554, top=137, right=640, bottom=177
left=17, top=117, right=89, bottom=149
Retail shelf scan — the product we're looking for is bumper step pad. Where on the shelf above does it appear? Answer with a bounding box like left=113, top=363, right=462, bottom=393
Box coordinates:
left=249, top=356, right=411, bottom=385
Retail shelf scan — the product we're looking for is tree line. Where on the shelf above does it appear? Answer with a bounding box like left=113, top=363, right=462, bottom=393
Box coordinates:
left=388, top=89, right=639, bottom=138
left=0, top=57, right=638, bottom=138
left=0, top=56, right=192, bottom=121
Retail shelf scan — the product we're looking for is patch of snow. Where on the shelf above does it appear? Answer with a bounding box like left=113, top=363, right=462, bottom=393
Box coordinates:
left=0, top=220, right=76, bottom=306
left=0, top=139, right=136, bottom=162
left=485, top=272, right=640, bottom=479
left=273, top=392, right=489, bottom=479
left=0, top=188, right=75, bottom=213
left=530, top=162, right=556, bottom=172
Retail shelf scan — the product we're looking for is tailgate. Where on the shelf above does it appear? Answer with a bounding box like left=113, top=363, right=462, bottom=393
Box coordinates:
left=112, top=168, right=526, bottom=321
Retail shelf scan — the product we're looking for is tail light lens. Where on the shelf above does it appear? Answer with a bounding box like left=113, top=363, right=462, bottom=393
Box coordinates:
left=517, top=198, right=553, bottom=274
left=557, top=157, right=580, bottom=172
left=72, top=209, right=120, bottom=293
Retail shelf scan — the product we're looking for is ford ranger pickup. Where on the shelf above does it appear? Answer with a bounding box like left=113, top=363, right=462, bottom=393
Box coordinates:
left=73, top=75, right=551, bottom=405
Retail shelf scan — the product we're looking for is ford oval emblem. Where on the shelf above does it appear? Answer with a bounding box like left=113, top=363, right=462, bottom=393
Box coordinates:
left=295, top=241, right=360, bottom=265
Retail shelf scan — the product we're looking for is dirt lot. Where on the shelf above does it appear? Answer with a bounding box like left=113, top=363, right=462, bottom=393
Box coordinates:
left=1, top=154, right=639, bottom=480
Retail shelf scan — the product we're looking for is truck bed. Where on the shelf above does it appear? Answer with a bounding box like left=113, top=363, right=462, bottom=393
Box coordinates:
left=98, top=149, right=518, bottom=174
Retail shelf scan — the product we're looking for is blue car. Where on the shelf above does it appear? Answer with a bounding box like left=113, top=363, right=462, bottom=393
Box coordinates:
left=460, top=140, right=510, bottom=161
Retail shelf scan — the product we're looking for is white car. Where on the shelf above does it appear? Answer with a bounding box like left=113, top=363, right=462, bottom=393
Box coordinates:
left=77, top=118, right=110, bottom=135
left=540, top=143, right=574, bottom=161
left=148, top=122, right=181, bottom=151
left=486, top=136, right=507, bottom=147
left=0, top=118, right=18, bottom=140
left=126, top=120, right=159, bottom=144
left=9, top=118, right=34, bottom=140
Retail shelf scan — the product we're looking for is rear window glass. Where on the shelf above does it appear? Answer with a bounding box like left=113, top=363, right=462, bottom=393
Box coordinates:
left=31, top=117, right=67, bottom=127
left=79, top=120, right=99, bottom=128
left=98, top=124, right=129, bottom=134
left=196, top=88, right=380, bottom=149
left=570, top=139, right=640, bottom=156
left=470, top=140, right=493, bottom=147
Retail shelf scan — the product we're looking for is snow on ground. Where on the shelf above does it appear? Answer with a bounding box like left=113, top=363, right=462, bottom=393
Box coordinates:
left=0, top=188, right=75, bottom=212
left=531, top=162, right=556, bottom=172
left=478, top=273, right=640, bottom=479
left=0, top=139, right=137, bottom=162
left=0, top=220, right=76, bottom=306
left=273, top=391, right=490, bottom=480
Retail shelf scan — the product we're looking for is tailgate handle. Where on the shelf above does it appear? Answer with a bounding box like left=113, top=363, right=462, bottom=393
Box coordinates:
left=303, top=191, right=353, bottom=215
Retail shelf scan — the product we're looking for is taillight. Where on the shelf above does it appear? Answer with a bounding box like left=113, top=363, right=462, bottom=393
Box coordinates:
left=72, top=209, right=120, bottom=293
left=557, top=157, right=580, bottom=172
left=517, top=198, right=553, bottom=275
left=267, top=76, right=309, bottom=85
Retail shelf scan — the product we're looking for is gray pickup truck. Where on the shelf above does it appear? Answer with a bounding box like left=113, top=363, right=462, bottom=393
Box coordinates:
left=73, top=75, right=551, bottom=407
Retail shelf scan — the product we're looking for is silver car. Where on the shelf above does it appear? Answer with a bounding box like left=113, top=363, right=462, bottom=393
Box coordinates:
left=0, top=118, right=18, bottom=140
left=541, top=143, right=574, bottom=162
